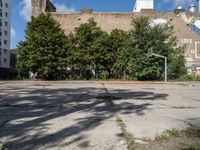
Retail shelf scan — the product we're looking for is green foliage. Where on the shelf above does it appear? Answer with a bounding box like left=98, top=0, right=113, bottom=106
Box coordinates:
left=17, top=15, right=186, bottom=80
left=67, top=18, right=106, bottom=79
left=186, top=145, right=200, bottom=150
left=155, top=129, right=179, bottom=141
left=179, top=74, right=200, bottom=81
left=115, top=17, right=186, bottom=80
left=99, top=70, right=109, bottom=80
left=17, top=13, right=67, bottom=80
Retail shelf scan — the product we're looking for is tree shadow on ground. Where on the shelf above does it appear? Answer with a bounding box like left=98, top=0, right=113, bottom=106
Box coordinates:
left=0, top=84, right=168, bottom=150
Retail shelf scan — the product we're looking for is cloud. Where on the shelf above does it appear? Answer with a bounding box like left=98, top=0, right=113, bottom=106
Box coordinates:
left=19, top=0, right=31, bottom=21
left=11, top=28, right=16, bottom=38
left=18, top=0, right=75, bottom=21
left=160, top=0, right=195, bottom=8
left=54, top=3, right=75, bottom=12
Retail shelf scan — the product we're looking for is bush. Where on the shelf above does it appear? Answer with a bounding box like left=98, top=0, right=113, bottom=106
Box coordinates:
left=179, top=74, right=200, bottom=81
left=99, top=70, right=109, bottom=80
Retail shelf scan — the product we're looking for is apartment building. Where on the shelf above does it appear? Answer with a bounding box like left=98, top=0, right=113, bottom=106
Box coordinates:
left=0, top=0, right=11, bottom=68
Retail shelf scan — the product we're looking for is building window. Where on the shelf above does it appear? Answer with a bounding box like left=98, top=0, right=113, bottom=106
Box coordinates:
left=0, top=30, right=1, bottom=36
left=0, top=48, right=1, bottom=56
left=4, top=30, right=7, bottom=36
left=3, top=58, right=6, bottom=63
left=0, top=39, right=1, bottom=46
left=5, top=3, right=8, bottom=8
left=0, top=0, right=2, bottom=7
left=5, top=21, right=7, bottom=26
left=0, top=19, right=2, bottom=26
left=0, top=9, right=2, bottom=17
left=5, top=12, right=8, bottom=17
left=4, top=49, right=7, bottom=54
left=4, top=40, right=7, bottom=45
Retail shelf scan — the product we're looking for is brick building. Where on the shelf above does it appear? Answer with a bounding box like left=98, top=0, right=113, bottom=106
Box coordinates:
left=31, top=0, right=200, bottom=73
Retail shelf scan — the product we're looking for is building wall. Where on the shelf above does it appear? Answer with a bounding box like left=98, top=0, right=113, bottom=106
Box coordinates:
left=133, top=0, right=154, bottom=12
left=31, top=0, right=46, bottom=17
left=32, top=0, right=200, bottom=69
left=0, top=0, right=11, bottom=68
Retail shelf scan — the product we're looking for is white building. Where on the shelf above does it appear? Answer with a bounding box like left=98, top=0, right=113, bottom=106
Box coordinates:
left=0, top=0, right=11, bottom=68
left=133, top=0, right=154, bottom=12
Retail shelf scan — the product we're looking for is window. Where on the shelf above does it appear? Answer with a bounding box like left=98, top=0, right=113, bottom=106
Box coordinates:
left=3, top=58, right=6, bottom=63
left=0, top=48, right=1, bottom=56
left=0, top=39, right=1, bottom=46
left=0, top=19, right=2, bottom=26
left=0, top=0, right=2, bottom=7
left=5, top=21, right=7, bottom=27
left=4, top=30, right=7, bottom=36
left=0, top=30, right=1, bottom=36
left=4, top=40, right=7, bottom=45
left=5, top=12, right=8, bottom=17
left=4, top=49, right=7, bottom=54
left=5, top=3, right=8, bottom=8
left=0, top=9, right=2, bottom=17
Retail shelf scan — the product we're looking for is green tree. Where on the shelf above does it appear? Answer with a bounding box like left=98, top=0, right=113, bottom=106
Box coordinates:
left=115, top=17, right=185, bottom=80
left=67, top=18, right=106, bottom=79
left=17, top=13, right=67, bottom=80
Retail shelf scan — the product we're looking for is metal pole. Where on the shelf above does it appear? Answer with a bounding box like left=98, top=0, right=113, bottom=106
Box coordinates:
left=151, top=53, right=168, bottom=83
left=165, top=57, right=167, bottom=82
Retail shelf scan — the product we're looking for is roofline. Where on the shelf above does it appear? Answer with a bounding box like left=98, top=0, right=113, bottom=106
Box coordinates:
left=46, top=0, right=56, bottom=10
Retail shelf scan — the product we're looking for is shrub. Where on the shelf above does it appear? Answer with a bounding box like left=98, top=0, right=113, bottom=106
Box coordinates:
left=179, top=74, right=200, bottom=81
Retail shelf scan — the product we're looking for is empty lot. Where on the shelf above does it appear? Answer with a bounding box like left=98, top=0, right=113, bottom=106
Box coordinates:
left=0, top=81, right=200, bottom=150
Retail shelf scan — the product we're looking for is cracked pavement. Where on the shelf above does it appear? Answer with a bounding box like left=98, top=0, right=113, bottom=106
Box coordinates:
left=0, top=81, right=200, bottom=149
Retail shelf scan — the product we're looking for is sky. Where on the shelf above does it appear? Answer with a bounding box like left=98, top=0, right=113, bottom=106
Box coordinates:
left=11, top=0, right=197, bottom=49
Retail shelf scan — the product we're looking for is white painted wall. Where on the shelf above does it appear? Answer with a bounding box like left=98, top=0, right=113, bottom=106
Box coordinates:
left=0, top=0, right=11, bottom=68
left=133, top=0, right=154, bottom=12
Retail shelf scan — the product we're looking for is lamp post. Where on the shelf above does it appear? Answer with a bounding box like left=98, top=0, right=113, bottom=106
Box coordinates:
left=148, top=48, right=168, bottom=82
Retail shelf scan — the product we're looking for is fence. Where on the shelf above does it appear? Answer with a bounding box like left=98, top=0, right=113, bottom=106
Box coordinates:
left=0, top=68, right=28, bottom=80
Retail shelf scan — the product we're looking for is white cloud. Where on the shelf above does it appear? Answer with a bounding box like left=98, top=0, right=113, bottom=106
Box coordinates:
left=19, top=0, right=31, bottom=22
left=161, top=0, right=195, bottom=8
left=11, top=28, right=16, bottom=38
left=18, top=0, right=75, bottom=21
left=54, top=3, right=75, bottom=12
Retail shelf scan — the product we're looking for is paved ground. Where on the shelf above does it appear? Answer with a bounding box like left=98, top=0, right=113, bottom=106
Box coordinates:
left=0, top=81, right=200, bottom=150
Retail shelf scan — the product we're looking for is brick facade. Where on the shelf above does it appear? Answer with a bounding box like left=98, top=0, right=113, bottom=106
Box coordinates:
left=31, top=0, right=200, bottom=71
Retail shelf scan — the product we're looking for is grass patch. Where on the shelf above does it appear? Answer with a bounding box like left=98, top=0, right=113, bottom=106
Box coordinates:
left=116, top=116, right=137, bottom=150
left=155, top=129, right=179, bottom=141
left=182, top=127, right=200, bottom=138
left=156, top=127, right=200, bottom=141
left=182, top=144, right=200, bottom=150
